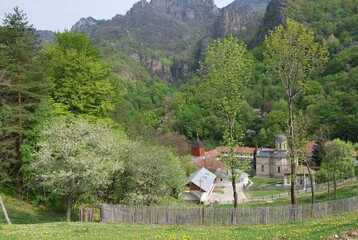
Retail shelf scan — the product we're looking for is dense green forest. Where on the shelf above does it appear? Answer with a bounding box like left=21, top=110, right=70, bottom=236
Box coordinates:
left=0, top=0, right=357, bottom=219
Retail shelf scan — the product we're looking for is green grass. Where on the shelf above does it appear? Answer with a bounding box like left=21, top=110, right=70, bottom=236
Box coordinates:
left=0, top=212, right=357, bottom=239
left=244, top=189, right=288, bottom=198
left=249, top=177, right=283, bottom=187
left=0, top=188, right=65, bottom=224
left=0, top=182, right=358, bottom=239
left=241, top=181, right=358, bottom=207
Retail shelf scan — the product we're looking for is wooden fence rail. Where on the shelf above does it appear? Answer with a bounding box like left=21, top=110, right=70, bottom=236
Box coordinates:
left=100, top=196, right=358, bottom=226
left=249, top=177, right=358, bottom=191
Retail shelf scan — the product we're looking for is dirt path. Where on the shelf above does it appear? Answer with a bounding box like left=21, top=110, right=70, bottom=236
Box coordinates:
left=328, top=229, right=358, bottom=239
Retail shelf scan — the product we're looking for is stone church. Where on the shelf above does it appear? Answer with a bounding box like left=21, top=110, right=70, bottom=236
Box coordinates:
left=255, top=135, right=290, bottom=178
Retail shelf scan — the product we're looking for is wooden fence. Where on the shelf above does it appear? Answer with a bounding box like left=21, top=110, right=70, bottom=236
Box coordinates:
left=79, top=208, right=94, bottom=222
left=215, top=177, right=358, bottom=204
left=100, top=196, right=358, bottom=226
left=249, top=177, right=358, bottom=191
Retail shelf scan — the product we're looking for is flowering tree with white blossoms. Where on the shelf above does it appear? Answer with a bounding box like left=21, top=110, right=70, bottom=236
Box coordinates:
left=31, top=117, right=127, bottom=221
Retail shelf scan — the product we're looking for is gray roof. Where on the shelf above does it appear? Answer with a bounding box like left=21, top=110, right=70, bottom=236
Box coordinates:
left=192, top=141, right=204, bottom=147
left=272, top=151, right=289, bottom=158
left=257, top=150, right=273, bottom=157
left=257, top=150, right=289, bottom=158
left=186, top=167, right=216, bottom=192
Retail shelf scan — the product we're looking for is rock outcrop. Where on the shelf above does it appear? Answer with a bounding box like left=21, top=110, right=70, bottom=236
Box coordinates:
left=213, top=5, right=260, bottom=38
left=252, top=0, right=289, bottom=46
left=227, top=0, right=271, bottom=13
left=71, top=17, right=106, bottom=34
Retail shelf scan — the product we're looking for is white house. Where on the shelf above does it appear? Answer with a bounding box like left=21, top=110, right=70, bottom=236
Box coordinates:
left=182, top=167, right=216, bottom=203
left=215, top=168, right=250, bottom=187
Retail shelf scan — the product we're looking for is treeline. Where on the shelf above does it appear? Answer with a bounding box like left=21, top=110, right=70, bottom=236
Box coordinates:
left=0, top=7, right=188, bottom=222
left=163, top=0, right=358, bottom=148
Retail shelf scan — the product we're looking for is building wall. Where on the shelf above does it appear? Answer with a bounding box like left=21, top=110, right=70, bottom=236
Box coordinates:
left=269, top=158, right=289, bottom=178
left=256, top=157, right=270, bottom=177
left=192, top=147, right=205, bottom=157
left=188, top=182, right=201, bottom=191
left=256, top=156, right=289, bottom=179
left=284, top=174, right=314, bottom=188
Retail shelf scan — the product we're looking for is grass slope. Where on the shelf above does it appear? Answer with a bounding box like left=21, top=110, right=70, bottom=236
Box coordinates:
left=0, top=213, right=357, bottom=239
left=0, top=187, right=64, bottom=224
left=241, top=181, right=358, bottom=207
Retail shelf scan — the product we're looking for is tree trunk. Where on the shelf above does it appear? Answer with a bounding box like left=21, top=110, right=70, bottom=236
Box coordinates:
left=232, top=176, right=238, bottom=208
left=66, top=195, right=72, bottom=222
left=0, top=196, right=12, bottom=225
left=333, top=172, right=337, bottom=200
left=306, top=164, right=315, bottom=218
left=327, top=173, right=330, bottom=202
left=288, top=100, right=297, bottom=206
left=232, top=177, right=238, bottom=225
left=307, top=166, right=315, bottom=204
left=17, top=62, right=22, bottom=145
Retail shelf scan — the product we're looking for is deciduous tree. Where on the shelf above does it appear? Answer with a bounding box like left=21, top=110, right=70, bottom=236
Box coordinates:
left=199, top=35, right=253, bottom=211
left=324, top=139, right=354, bottom=199
left=43, top=31, right=116, bottom=117
left=31, top=117, right=126, bottom=221
left=264, top=19, right=329, bottom=205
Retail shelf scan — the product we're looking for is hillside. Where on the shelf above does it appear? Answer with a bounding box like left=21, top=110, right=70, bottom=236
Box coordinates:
left=69, top=0, right=267, bottom=82
left=29, top=0, right=358, bottom=145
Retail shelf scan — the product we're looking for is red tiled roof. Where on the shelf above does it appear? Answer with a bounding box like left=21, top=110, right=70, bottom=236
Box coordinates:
left=193, top=157, right=227, bottom=171
left=204, top=149, right=219, bottom=158
left=217, top=146, right=256, bottom=154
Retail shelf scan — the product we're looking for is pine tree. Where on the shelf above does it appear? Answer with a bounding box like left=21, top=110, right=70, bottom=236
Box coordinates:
left=0, top=7, right=48, bottom=190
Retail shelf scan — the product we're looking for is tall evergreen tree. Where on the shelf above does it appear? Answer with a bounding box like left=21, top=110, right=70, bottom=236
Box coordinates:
left=0, top=7, right=46, bottom=190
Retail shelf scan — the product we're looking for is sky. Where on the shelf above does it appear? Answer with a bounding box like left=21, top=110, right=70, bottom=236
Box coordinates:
left=1, top=0, right=235, bottom=31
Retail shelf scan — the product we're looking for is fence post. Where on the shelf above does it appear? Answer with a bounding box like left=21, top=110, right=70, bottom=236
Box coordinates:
left=79, top=208, right=94, bottom=222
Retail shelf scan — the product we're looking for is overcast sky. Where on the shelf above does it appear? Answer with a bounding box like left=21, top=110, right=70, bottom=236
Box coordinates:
left=2, top=0, right=234, bottom=31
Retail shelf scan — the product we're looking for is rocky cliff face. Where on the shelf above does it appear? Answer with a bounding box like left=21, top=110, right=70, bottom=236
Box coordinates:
left=252, top=0, right=288, bottom=46
left=213, top=5, right=260, bottom=38
left=150, top=0, right=219, bottom=33
left=71, top=17, right=106, bottom=34
left=227, top=0, right=271, bottom=13
left=128, top=50, right=173, bottom=82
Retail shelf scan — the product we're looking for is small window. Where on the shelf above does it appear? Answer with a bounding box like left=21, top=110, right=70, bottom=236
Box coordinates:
left=278, top=167, right=281, bottom=173
left=261, top=165, right=264, bottom=171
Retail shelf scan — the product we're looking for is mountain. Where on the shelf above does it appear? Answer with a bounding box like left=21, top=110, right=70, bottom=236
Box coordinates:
left=71, top=17, right=106, bottom=35
left=252, top=0, right=288, bottom=46
left=69, top=0, right=269, bottom=82
left=226, top=0, right=271, bottom=13
left=212, top=5, right=261, bottom=39
left=36, top=30, right=55, bottom=42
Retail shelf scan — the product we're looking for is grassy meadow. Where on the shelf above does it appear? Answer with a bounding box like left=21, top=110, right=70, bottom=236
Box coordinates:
left=1, top=181, right=358, bottom=239
left=0, top=212, right=358, bottom=239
